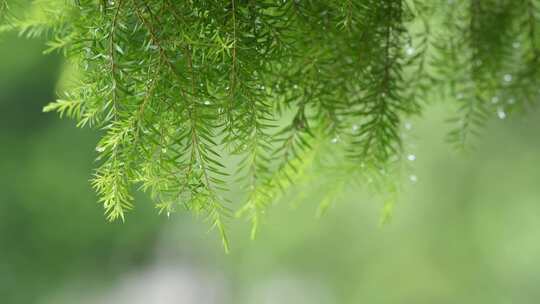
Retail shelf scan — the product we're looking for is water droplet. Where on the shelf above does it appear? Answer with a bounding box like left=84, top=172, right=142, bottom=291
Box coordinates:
left=404, top=122, right=412, bottom=130
left=512, top=42, right=520, bottom=49
left=405, top=46, right=415, bottom=56
left=503, top=74, right=513, bottom=82
left=96, top=146, right=105, bottom=152
left=457, top=92, right=464, bottom=100
left=203, top=100, right=211, bottom=105
left=409, top=175, right=418, bottom=183
left=497, top=108, right=507, bottom=120
left=507, top=98, right=515, bottom=105
left=352, top=124, right=359, bottom=132
left=407, top=154, right=416, bottom=161
left=166, top=211, right=170, bottom=218
left=491, top=96, right=499, bottom=104
left=330, top=137, right=339, bottom=144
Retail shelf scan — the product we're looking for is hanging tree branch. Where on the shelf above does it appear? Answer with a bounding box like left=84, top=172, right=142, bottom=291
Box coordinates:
left=3, top=0, right=540, bottom=250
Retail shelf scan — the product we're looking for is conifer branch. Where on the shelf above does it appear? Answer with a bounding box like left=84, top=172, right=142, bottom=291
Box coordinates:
left=4, top=0, right=539, bottom=249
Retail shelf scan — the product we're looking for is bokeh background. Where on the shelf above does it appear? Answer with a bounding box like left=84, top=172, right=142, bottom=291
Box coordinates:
left=2, top=25, right=540, bottom=304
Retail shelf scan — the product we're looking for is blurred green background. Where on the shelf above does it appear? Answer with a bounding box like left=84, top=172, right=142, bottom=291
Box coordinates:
left=1, top=30, right=540, bottom=303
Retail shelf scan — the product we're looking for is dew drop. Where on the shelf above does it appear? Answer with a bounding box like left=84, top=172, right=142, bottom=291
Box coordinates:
left=507, top=98, right=515, bottom=105
left=96, top=146, right=105, bottom=153
left=491, top=96, right=499, bottom=104
left=330, top=137, right=339, bottom=144
left=407, top=154, right=416, bottom=161
left=503, top=74, right=513, bottom=82
left=404, top=122, right=412, bottom=130
left=405, top=46, right=415, bottom=56
left=497, top=108, right=507, bottom=120
left=409, top=174, right=418, bottom=183
left=457, top=92, right=464, bottom=100
left=352, top=124, right=359, bottom=132
left=203, top=100, right=211, bottom=105
left=512, top=42, right=520, bottom=49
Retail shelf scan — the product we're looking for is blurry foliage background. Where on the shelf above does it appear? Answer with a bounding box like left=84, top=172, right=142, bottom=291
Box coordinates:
left=1, top=20, right=540, bottom=304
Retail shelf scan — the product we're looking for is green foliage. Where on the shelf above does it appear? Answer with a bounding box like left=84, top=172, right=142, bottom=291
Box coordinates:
left=2, top=0, right=539, bottom=250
